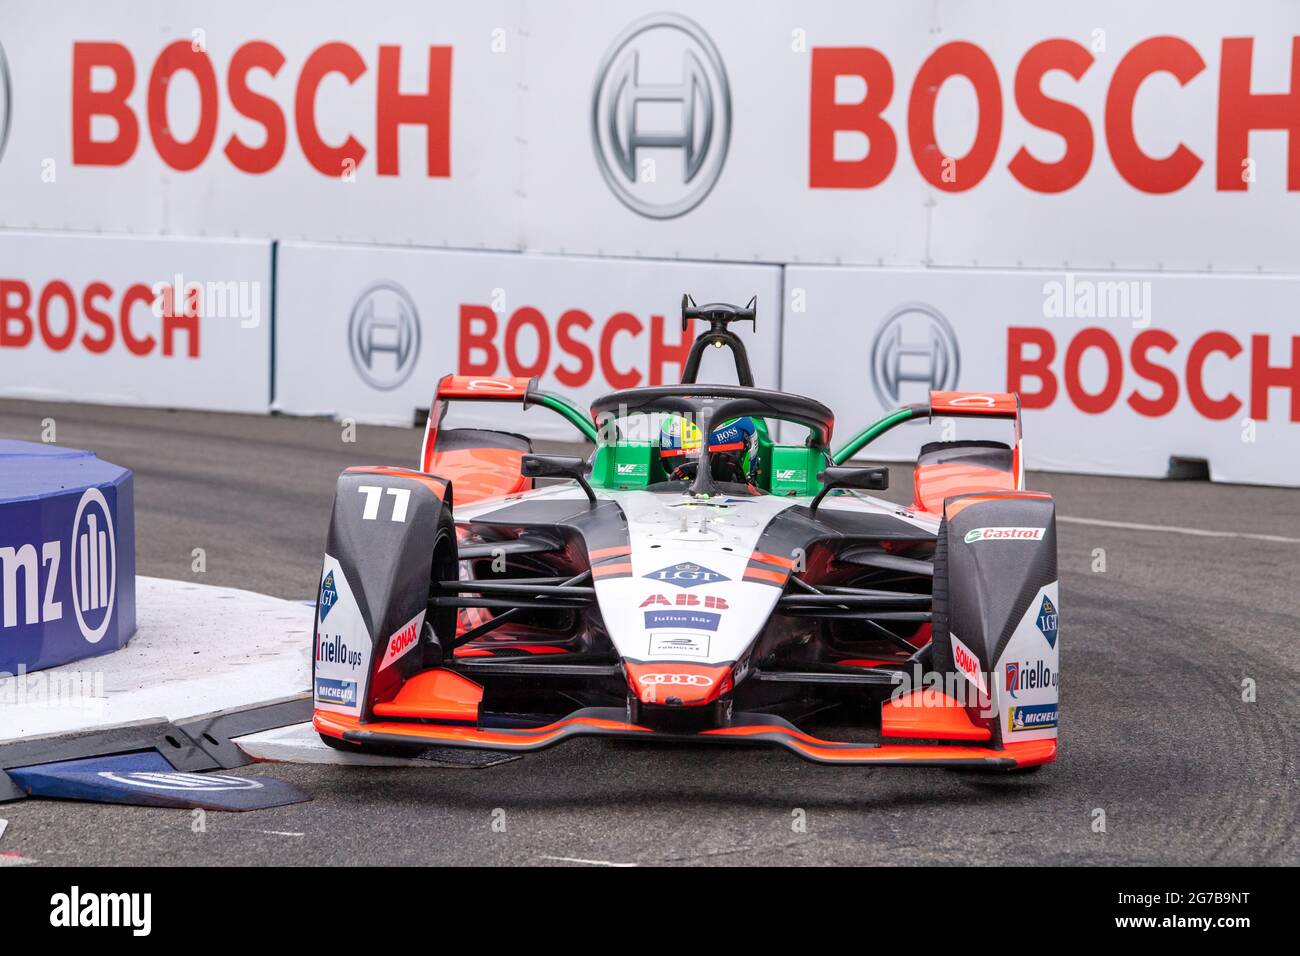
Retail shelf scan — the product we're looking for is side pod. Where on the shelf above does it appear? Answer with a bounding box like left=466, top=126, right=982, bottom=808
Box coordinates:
left=313, top=467, right=454, bottom=724
left=937, top=491, right=1059, bottom=749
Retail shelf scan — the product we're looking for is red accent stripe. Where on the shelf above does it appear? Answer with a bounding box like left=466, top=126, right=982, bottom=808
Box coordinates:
left=592, top=562, right=632, bottom=578
left=750, top=550, right=795, bottom=569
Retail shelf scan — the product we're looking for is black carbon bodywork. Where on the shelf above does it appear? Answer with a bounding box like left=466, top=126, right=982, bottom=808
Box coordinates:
left=318, top=468, right=452, bottom=719
left=940, top=494, right=1057, bottom=744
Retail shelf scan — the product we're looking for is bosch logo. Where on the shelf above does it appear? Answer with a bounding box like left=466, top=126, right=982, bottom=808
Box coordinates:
left=69, top=487, right=117, bottom=645
left=638, top=673, right=712, bottom=687
left=0, top=41, right=10, bottom=164
left=591, top=13, right=731, bottom=219
left=870, top=303, right=960, bottom=408
left=348, top=282, right=421, bottom=390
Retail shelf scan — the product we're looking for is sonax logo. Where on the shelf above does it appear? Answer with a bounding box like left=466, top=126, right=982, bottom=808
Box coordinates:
left=378, top=611, right=424, bottom=672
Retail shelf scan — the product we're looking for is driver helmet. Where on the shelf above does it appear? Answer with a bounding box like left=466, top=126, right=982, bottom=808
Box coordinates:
left=659, top=415, right=759, bottom=484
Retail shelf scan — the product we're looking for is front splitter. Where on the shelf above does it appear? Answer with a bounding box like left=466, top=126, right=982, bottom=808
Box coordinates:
left=315, top=707, right=1056, bottom=769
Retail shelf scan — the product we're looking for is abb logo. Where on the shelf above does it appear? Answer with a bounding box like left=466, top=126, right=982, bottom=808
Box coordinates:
left=1008, top=328, right=1300, bottom=421
left=458, top=305, right=697, bottom=388
left=0, top=279, right=198, bottom=357
left=639, top=593, right=730, bottom=609
left=71, top=40, right=451, bottom=176
left=811, top=35, right=1300, bottom=193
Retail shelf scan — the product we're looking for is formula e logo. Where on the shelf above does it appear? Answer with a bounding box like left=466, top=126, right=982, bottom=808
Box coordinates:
left=348, top=282, right=421, bottom=390
left=870, top=303, right=960, bottom=408
left=318, top=570, right=339, bottom=620
left=591, top=13, right=731, bottom=219
left=70, top=488, right=117, bottom=644
left=0, top=41, right=11, bottom=165
left=643, top=562, right=729, bottom=588
left=1036, top=594, right=1059, bottom=649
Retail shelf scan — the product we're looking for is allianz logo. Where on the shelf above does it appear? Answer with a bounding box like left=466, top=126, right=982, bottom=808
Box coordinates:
left=0, top=489, right=117, bottom=642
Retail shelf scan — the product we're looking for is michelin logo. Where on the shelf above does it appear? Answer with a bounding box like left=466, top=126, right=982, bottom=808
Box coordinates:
left=1008, top=703, right=1058, bottom=732
left=315, top=678, right=358, bottom=707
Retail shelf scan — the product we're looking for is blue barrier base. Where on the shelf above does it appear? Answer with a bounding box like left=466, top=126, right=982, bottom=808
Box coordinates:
left=7, top=751, right=310, bottom=811
left=0, top=440, right=136, bottom=672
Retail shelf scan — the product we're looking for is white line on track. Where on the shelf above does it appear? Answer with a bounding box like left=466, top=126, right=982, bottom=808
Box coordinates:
left=539, top=855, right=637, bottom=867
left=1059, top=515, right=1300, bottom=544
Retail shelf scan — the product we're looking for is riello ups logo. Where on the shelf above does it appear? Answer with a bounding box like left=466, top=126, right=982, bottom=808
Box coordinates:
left=0, top=489, right=118, bottom=643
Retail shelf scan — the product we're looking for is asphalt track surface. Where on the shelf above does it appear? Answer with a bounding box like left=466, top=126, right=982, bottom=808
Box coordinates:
left=1, top=399, right=1296, bottom=866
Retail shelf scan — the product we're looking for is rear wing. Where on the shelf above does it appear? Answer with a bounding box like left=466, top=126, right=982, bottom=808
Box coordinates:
left=419, top=374, right=597, bottom=473
left=832, top=390, right=1023, bottom=470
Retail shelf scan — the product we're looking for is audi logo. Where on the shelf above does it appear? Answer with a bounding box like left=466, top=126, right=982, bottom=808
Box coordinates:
left=638, top=673, right=712, bottom=687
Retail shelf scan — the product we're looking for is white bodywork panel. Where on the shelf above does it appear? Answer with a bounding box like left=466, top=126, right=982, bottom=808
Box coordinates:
left=456, top=483, right=940, bottom=666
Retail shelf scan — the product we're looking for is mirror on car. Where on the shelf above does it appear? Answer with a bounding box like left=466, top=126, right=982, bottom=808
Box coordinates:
left=521, top=455, right=596, bottom=504
left=810, top=465, right=890, bottom=513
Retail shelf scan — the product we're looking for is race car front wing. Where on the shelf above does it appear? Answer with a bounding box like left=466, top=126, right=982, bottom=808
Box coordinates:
left=314, top=708, right=1056, bottom=769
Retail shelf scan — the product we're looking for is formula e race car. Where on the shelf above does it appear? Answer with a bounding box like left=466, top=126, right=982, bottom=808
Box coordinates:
left=312, top=297, right=1059, bottom=770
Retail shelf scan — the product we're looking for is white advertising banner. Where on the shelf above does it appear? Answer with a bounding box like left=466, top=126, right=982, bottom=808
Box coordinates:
left=2, top=1, right=1298, bottom=271
left=782, top=266, right=1300, bottom=487
left=0, top=0, right=522, bottom=248
left=274, top=242, right=782, bottom=438
left=0, top=231, right=272, bottom=412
